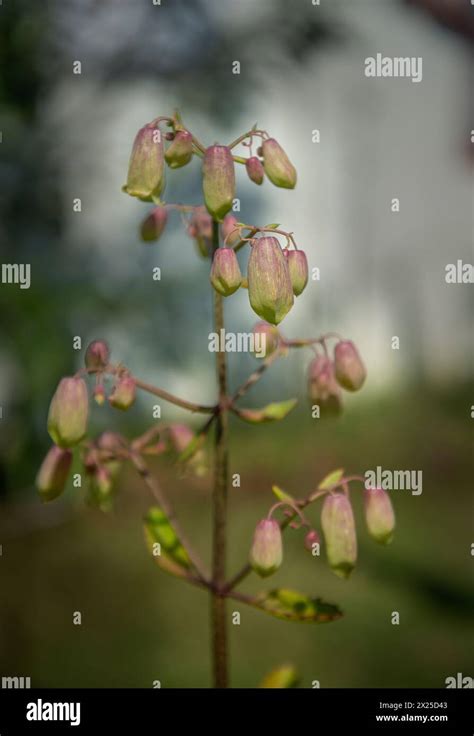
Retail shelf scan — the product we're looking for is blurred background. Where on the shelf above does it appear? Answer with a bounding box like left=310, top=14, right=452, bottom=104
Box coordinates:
left=0, top=0, right=473, bottom=688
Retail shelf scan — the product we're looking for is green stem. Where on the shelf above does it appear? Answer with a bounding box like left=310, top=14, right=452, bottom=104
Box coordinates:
left=211, top=219, right=230, bottom=688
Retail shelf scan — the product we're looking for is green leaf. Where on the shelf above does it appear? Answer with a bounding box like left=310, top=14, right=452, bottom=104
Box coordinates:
left=264, top=223, right=280, bottom=230
left=236, top=398, right=297, bottom=424
left=271, top=484, right=295, bottom=503
left=251, top=588, right=342, bottom=623
left=144, top=506, right=191, bottom=570
left=259, top=664, right=300, bottom=689
left=318, top=468, right=345, bottom=491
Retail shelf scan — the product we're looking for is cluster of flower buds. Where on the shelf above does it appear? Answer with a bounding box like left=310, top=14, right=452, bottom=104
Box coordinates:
left=243, top=137, right=296, bottom=189
left=308, top=340, right=366, bottom=416
left=248, top=479, right=395, bottom=580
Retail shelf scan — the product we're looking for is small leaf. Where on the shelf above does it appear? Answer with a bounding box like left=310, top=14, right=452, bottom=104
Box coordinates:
left=271, top=484, right=295, bottom=503
left=144, top=506, right=191, bottom=570
left=235, top=398, right=297, bottom=424
left=251, top=588, right=342, bottom=623
left=318, top=468, right=345, bottom=491
left=264, top=223, right=280, bottom=229
left=259, top=664, right=300, bottom=689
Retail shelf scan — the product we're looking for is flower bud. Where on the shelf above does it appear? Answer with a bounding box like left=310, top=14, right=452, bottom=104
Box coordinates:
left=334, top=340, right=366, bottom=392
left=307, top=356, right=342, bottom=417
left=221, top=214, right=240, bottom=246
left=168, top=424, right=194, bottom=453
left=202, top=145, right=235, bottom=219
left=164, top=130, right=193, bottom=169
left=108, top=375, right=136, bottom=411
left=140, top=206, right=168, bottom=242
left=87, top=466, right=114, bottom=511
left=210, top=247, right=242, bottom=296
left=247, top=237, right=294, bottom=325
left=321, top=493, right=357, bottom=578
left=84, top=340, right=110, bottom=370
left=246, top=156, right=264, bottom=185
left=304, top=529, right=320, bottom=552
left=93, top=384, right=106, bottom=406
left=262, top=138, right=297, bottom=189
left=249, top=519, right=283, bottom=577
left=285, top=249, right=308, bottom=296
left=36, top=445, right=73, bottom=502
left=187, top=206, right=213, bottom=258
left=47, top=376, right=89, bottom=448
left=122, top=123, right=165, bottom=202
left=364, top=488, right=395, bottom=544
left=252, top=321, right=280, bottom=359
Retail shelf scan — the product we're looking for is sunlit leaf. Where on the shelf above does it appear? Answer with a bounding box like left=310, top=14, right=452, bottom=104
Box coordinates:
left=235, top=398, right=297, bottom=424
left=250, top=588, right=342, bottom=623
left=318, top=468, right=345, bottom=491
left=271, top=484, right=295, bottom=503
left=144, top=506, right=191, bottom=570
left=259, top=664, right=300, bottom=688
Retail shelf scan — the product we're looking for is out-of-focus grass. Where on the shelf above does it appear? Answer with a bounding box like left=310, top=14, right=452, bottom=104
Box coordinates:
left=1, top=385, right=472, bottom=687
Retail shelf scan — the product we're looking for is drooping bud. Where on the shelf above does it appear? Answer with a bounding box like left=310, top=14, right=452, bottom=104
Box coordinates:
left=164, top=130, right=193, bottom=169
left=108, top=375, right=136, bottom=411
left=246, top=156, right=264, bottom=185
left=364, top=488, right=395, bottom=544
left=187, top=206, right=213, bottom=258
left=36, top=445, right=73, bottom=502
left=252, top=322, right=280, bottom=359
left=304, top=529, right=321, bottom=553
left=247, top=237, right=294, bottom=325
left=47, top=376, right=89, bottom=448
left=334, top=340, right=366, bottom=392
left=84, top=340, right=109, bottom=371
left=122, top=123, right=165, bottom=202
left=285, top=249, right=308, bottom=296
left=262, top=138, right=297, bottom=189
left=249, top=518, right=283, bottom=577
left=321, top=493, right=357, bottom=578
left=202, top=145, right=235, bottom=219
left=221, top=214, right=240, bottom=246
left=93, top=383, right=106, bottom=406
left=140, top=206, right=168, bottom=242
left=307, top=356, right=342, bottom=417
left=87, top=465, right=114, bottom=511
left=210, top=247, right=242, bottom=296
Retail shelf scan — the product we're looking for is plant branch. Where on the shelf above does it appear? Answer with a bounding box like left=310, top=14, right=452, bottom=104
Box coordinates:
left=230, top=348, right=284, bottom=405
left=129, top=452, right=210, bottom=585
left=133, top=377, right=216, bottom=414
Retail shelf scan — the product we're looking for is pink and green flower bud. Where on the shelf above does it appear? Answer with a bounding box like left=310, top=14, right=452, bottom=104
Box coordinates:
left=304, top=529, right=321, bottom=552
left=97, top=431, right=124, bottom=476
left=167, top=425, right=207, bottom=477
left=247, top=236, right=294, bottom=325
left=252, top=321, right=280, bottom=359
left=210, top=247, right=242, bottom=296
left=108, top=375, right=136, bottom=411
left=249, top=518, right=283, bottom=577
left=122, top=123, right=165, bottom=202
left=88, top=466, right=114, bottom=511
left=334, top=340, right=366, bottom=392
left=221, top=214, right=240, bottom=246
left=364, top=488, right=395, bottom=544
left=84, top=340, right=109, bottom=370
left=262, top=138, right=297, bottom=189
left=285, top=249, right=308, bottom=296
left=187, top=206, right=213, bottom=258
left=164, top=130, right=193, bottom=169
left=140, top=206, right=168, bottom=243
left=321, top=493, right=357, bottom=578
left=307, top=356, right=342, bottom=417
left=36, top=445, right=73, bottom=502
left=47, top=376, right=89, bottom=448
left=93, top=383, right=106, bottom=406
left=202, top=145, right=235, bottom=219
left=246, top=156, right=264, bottom=185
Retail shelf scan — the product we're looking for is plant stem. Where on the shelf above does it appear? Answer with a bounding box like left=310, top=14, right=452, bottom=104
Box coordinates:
left=210, top=218, right=230, bottom=688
